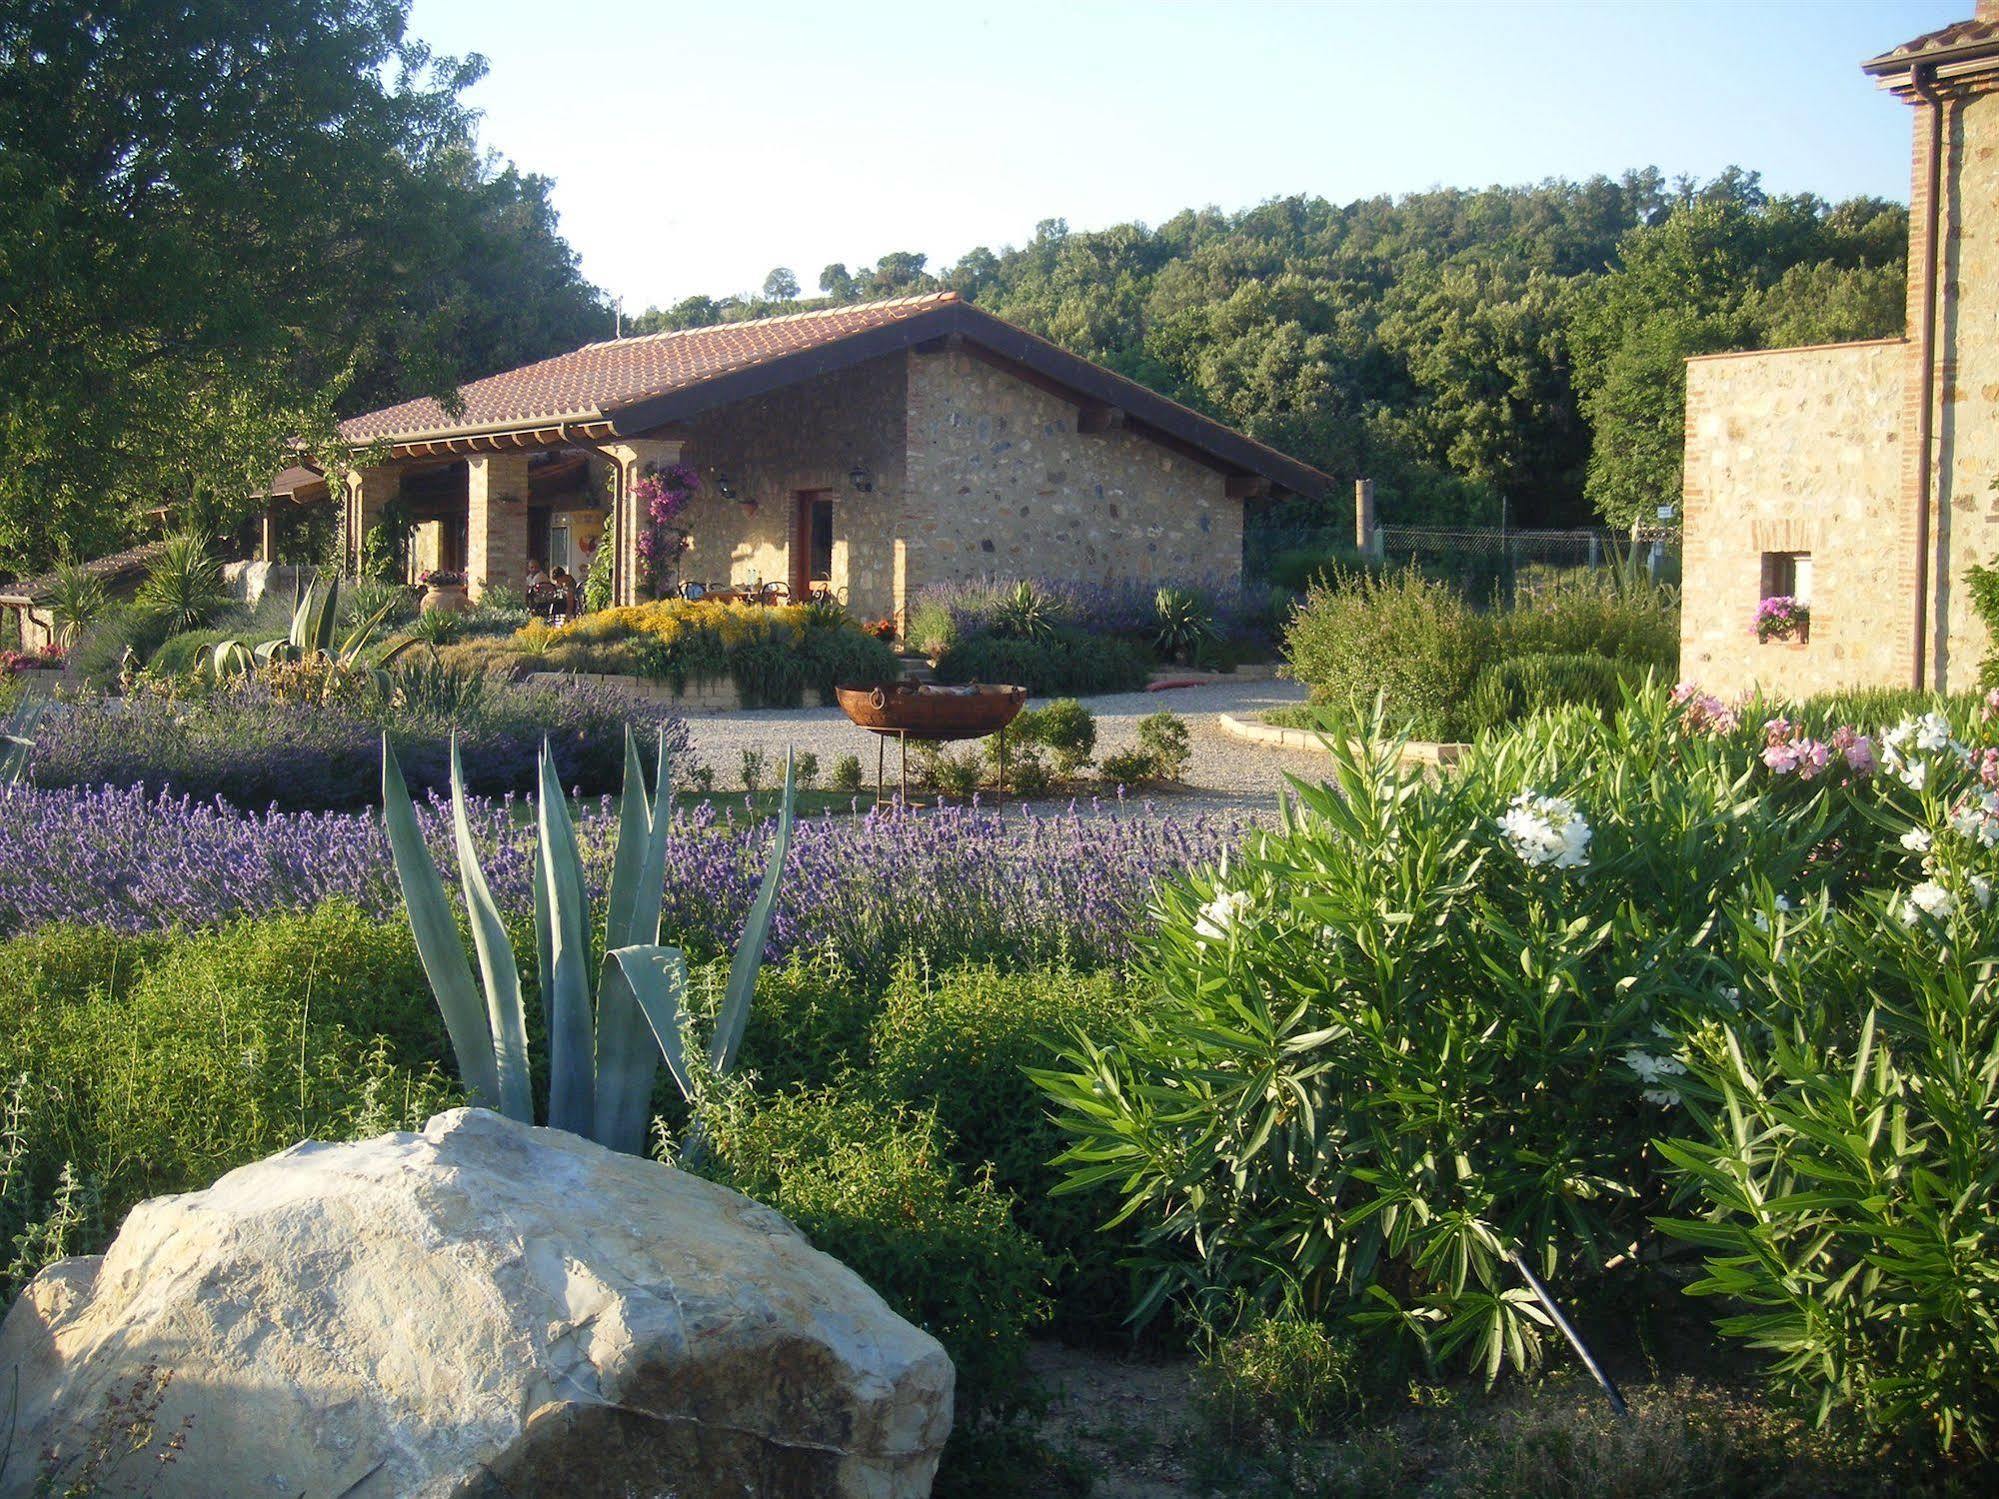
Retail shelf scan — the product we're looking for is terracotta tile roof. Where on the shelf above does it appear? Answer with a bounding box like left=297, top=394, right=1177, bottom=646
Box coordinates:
left=1864, top=15, right=1999, bottom=73
left=340, top=293, right=963, bottom=444
left=0, top=541, right=169, bottom=603
left=261, top=464, right=327, bottom=497
left=337, top=290, right=1338, bottom=499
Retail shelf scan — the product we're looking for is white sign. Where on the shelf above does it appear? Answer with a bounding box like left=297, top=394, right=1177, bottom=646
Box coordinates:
left=1656, top=505, right=1676, bottom=520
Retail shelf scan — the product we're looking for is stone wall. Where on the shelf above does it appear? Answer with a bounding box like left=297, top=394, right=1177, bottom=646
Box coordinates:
left=901, top=348, right=1241, bottom=615
left=1680, top=338, right=1907, bottom=697
left=676, top=356, right=907, bottom=619
left=1931, top=83, right=1999, bottom=691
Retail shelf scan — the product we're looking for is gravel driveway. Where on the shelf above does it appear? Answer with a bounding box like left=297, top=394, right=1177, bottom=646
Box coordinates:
left=679, top=678, right=1331, bottom=815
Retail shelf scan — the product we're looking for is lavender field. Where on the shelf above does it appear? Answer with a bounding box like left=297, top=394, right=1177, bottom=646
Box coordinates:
left=0, top=783, right=1244, bottom=973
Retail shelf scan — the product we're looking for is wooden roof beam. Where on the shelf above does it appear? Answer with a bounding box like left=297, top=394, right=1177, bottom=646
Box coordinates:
left=1225, top=474, right=1272, bottom=501
left=1077, top=404, right=1124, bottom=434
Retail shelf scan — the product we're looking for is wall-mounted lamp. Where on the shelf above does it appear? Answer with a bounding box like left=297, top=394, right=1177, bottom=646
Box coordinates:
left=848, top=462, right=874, bottom=494
left=714, top=471, right=739, bottom=501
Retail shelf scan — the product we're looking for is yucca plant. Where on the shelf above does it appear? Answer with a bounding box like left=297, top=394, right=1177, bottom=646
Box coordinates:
left=43, top=561, right=109, bottom=646
left=135, top=531, right=230, bottom=635
left=990, top=580, right=1061, bottom=641
left=382, top=728, right=794, bottom=1158
left=1153, top=586, right=1216, bottom=665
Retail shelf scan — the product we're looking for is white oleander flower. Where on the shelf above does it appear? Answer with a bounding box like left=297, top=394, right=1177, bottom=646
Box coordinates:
left=1915, top=712, right=1953, bottom=753
left=1623, top=1049, right=1688, bottom=1084
left=1901, top=880, right=1956, bottom=925
left=1901, top=827, right=1934, bottom=853
left=1498, top=790, right=1592, bottom=869
left=1640, top=1087, right=1683, bottom=1108
left=1194, top=887, right=1253, bottom=943
left=1973, top=875, right=1992, bottom=911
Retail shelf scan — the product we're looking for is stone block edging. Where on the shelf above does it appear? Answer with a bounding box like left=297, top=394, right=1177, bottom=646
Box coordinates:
left=527, top=670, right=745, bottom=712
left=1217, top=712, right=1466, bottom=767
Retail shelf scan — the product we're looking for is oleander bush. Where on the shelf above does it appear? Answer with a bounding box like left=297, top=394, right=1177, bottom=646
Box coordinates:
left=26, top=675, right=680, bottom=812
left=1036, top=691, right=1857, bottom=1371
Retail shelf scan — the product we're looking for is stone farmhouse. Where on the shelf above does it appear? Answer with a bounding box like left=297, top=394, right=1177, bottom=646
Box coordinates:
left=1681, top=3, right=1999, bottom=696
left=310, top=292, right=1332, bottom=620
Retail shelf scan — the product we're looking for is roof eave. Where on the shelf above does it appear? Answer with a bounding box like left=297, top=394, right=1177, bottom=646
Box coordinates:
left=1863, top=39, right=1999, bottom=81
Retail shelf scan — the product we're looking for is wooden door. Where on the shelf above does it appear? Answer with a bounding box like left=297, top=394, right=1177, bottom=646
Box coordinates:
left=790, top=490, right=835, bottom=600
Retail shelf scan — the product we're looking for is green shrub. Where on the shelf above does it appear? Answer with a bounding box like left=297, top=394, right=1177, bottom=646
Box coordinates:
left=831, top=752, right=864, bottom=795
left=1005, top=747, right=1052, bottom=797
left=1283, top=566, right=1497, bottom=741
left=1500, top=571, right=1679, bottom=671
left=696, top=1088, right=1051, bottom=1420
left=935, top=629, right=1149, bottom=696
left=990, top=580, right=1063, bottom=641
left=727, top=949, right=880, bottom=1093
left=0, top=905, right=458, bottom=1299
left=869, top=956, right=1143, bottom=1327
left=1195, top=1311, right=1371, bottom=1445
left=1465, top=651, right=1633, bottom=735
left=906, top=593, right=959, bottom=657
left=1010, top=698, right=1096, bottom=775
left=1099, top=746, right=1159, bottom=787
left=1660, top=895, right=1999, bottom=1460
left=1136, top=710, right=1192, bottom=780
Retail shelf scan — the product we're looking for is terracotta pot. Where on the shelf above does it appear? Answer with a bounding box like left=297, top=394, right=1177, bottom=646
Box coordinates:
left=422, top=584, right=471, bottom=615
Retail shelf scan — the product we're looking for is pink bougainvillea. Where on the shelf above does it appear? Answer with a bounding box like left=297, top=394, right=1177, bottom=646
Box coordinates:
left=633, top=464, right=701, bottom=593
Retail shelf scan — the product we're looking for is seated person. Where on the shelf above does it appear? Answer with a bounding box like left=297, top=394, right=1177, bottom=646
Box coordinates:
left=550, top=567, right=580, bottom=615
left=525, top=559, right=548, bottom=591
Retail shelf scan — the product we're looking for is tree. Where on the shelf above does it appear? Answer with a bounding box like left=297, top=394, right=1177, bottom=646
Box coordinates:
left=819, top=263, right=856, bottom=300
left=0, top=0, right=603, bottom=574
left=761, top=267, right=800, bottom=301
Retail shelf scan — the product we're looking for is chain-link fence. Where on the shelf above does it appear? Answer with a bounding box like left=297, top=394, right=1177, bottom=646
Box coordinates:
left=1247, top=522, right=1681, bottom=602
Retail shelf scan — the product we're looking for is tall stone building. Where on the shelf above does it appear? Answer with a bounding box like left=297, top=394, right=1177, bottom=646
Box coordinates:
left=1680, top=3, right=1999, bottom=696
left=321, top=293, right=1331, bottom=619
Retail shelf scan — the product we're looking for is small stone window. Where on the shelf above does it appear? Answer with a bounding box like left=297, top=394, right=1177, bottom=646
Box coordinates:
left=1761, top=551, right=1813, bottom=606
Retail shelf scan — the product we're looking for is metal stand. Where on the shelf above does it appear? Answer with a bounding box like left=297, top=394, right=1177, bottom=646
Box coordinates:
left=1510, top=1251, right=1627, bottom=1416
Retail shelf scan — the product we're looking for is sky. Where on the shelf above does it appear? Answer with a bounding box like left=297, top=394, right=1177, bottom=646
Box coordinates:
left=405, top=0, right=1963, bottom=315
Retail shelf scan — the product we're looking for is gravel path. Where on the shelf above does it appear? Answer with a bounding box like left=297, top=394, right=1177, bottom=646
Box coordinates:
left=679, top=678, right=1330, bottom=816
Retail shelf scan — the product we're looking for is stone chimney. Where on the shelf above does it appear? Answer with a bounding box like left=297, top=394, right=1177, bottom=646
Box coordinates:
left=1981, top=0, right=1998, bottom=22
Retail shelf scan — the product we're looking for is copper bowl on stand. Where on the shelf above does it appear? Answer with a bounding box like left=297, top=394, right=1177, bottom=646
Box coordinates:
left=834, top=682, right=1028, bottom=803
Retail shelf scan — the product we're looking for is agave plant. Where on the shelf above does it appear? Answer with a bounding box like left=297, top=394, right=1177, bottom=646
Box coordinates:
left=209, top=573, right=412, bottom=692
left=0, top=686, right=49, bottom=785
left=382, top=727, right=794, bottom=1158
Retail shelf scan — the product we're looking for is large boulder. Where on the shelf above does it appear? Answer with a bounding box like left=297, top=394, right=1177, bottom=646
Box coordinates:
left=0, top=1109, right=953, bottom=1497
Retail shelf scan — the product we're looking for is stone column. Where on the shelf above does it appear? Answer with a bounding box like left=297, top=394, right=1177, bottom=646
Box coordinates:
left=592, top=438, right=685, bottom=605
left=344, top=465, right=402, bottom=575
left=466, top=452, right=533, bottom=601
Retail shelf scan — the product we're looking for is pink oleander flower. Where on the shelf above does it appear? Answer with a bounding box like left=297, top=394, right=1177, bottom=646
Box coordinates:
left=1670, top=682, right=1741, bottom=736
left=1984, top=688, right=1999, bottom=725
left=1761, top=716, right=1835, bottom=781
left=1830, top=725, right=1876, bottom=775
